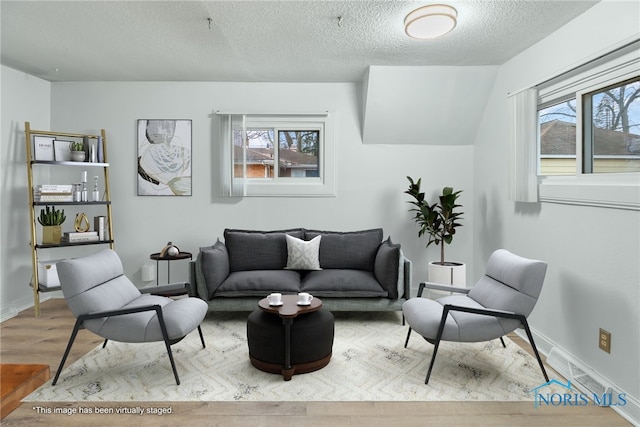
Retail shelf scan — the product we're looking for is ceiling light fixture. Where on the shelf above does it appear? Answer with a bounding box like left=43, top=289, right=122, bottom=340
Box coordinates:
left=405, top=4, right=457, bottom=40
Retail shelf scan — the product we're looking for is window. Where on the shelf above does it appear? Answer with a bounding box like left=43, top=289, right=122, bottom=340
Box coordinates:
left=217, top=113, right=335, bottom=197
left=510, top=40, right=640, bottom=209
left=538, top=98, right=577, bottom=175
left=583, top=78, right=640, bottom=174
left=538, top=78, right=640, bottom=176
left=237, top=128, right=320, bottom=179
left=537, top=42, right=640, bottom=177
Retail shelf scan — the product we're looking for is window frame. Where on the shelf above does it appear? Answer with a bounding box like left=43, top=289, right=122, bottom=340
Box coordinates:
left=534, top=42, right=640, bottom=210
left=217, top=112, right=336, bottom=197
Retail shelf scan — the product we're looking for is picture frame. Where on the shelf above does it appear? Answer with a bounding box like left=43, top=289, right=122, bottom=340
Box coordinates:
left=136, top=119, right=192, bottom=196
left=53, top=140, right=72, bottom=161
left=33, top=136, right=55, bottom=161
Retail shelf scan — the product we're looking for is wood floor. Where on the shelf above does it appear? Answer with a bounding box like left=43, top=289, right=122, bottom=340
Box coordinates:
left=0, top=299, right=631, bottom=426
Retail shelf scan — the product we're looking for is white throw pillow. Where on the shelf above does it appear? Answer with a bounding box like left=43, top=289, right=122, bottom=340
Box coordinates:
left=285, top=235, right=322, bottom=270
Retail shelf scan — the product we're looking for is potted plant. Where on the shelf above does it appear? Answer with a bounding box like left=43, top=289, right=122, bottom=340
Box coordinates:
left=405, top=176, right=466, bottom=287
left=69, top=141, right=85, bottom=161
left=38, top=205, right=66, bottom=244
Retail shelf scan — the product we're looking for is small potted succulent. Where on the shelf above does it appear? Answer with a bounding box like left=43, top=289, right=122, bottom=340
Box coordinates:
left=38, top=205, right=66, bottom=244
left=405, top=176, right=465, bottom=287
left=69, top=141, right=85, bottom=161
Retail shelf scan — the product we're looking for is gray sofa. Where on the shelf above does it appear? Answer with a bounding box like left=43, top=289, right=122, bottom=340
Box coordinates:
left=190, top=228, right=412, bottom=312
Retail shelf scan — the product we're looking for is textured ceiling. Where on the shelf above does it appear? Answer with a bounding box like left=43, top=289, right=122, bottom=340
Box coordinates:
left=1, top=0, right=599, bottom=82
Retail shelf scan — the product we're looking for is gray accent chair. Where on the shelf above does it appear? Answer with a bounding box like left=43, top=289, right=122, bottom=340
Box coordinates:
left=52, top=249, right=208, bottom=385
left=402, top=249, right=549, bottom=384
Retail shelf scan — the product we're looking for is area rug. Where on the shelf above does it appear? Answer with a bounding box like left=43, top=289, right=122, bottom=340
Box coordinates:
left=25, top=311, right=549, bottom=402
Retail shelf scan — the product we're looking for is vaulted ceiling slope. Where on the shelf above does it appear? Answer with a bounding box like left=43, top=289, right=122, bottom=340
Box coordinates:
left=1, top=0, right=598, bottom=83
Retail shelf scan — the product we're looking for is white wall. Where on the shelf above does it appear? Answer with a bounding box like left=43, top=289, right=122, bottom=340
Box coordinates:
left=473, top=1, right=639, bottom=422
left=1, top=66, right=52, bottom=320
left=40, top=81, right=474, bottom=293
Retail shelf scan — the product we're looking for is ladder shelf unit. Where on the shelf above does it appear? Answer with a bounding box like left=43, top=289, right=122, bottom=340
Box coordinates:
left=24, top=121, right=115, bottom=316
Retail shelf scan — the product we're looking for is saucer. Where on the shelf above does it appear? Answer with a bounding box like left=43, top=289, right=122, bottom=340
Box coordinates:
left=297, top=301, right=311, bottom=306
left=269, top=302, right=283, bottom=306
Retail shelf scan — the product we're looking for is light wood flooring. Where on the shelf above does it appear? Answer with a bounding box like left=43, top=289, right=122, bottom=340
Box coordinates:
left=0, top=298, right=631, bottom=426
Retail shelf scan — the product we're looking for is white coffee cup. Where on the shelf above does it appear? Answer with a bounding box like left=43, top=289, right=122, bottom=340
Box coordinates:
left=298, top=292, right=313, bottom=305
left=267, top=293, right=282, bottom=305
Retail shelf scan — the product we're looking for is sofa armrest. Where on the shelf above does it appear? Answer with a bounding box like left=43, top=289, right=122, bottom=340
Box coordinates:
left=140, top=282, right=193, bottom=297
left=196, top=239, right=230, bottom=300
left=402, top=256, right=412, bottom=299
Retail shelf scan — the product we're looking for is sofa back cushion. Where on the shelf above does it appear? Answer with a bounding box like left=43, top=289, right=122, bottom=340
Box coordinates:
left=224, top=228, right=303, bottom=272
left=304, top=228, right=383, bottom=271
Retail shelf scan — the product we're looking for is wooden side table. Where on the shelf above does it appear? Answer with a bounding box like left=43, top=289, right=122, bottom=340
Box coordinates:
left=149, top=251, right=192, bottom=286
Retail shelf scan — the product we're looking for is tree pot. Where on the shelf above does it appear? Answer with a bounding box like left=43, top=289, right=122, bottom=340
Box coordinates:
left=428, top=261, right=466, bottom=295
left=42, top=225, right=62, bottom=244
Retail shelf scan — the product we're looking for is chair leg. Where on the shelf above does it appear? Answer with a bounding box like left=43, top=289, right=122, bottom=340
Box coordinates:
left=500, top=337, right=506, bottom=348
left=52, top=319, right=83, bottom=385
left=521, top=318, right=549, bottom=382
left=425, top=307, right=449, bottom=384
left=162, top=339, right=180, bottom=385
left=425, top=338, right=442, bottom=385
left=102, top=339, right=108, bottom=348
left=404, top=327, right=412, bottom=348
left=197, top=325, right=206, bottom=349
left=156, top=309, right=180, bottom=385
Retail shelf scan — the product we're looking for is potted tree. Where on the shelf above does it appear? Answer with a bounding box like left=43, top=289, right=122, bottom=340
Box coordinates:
left=405, top=176, right=465, bottom=287
left=38, top=205, right=66, bottom=244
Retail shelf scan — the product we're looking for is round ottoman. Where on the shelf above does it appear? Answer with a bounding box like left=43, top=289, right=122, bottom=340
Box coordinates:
left=247, top=308, right=334, bottom=380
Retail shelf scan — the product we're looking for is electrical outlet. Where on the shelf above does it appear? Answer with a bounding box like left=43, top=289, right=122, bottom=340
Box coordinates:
left=599, top=328, right=611, bottom=353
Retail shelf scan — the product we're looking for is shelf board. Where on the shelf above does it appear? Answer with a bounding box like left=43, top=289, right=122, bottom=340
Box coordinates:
left=37, top=284, right=61, bottom=292
left=33, top=201, right=110, bottom=206
left=35, top=239, right=114, bottom=249
left=28, top=280, right=62, bottom=292
left=31, top=161, right=109, bottom=167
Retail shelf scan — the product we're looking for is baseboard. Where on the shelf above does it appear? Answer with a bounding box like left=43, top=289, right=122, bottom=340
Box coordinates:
left=515, top=328, right=640, bottom=426
left=0, top=294, right=59, bottom=323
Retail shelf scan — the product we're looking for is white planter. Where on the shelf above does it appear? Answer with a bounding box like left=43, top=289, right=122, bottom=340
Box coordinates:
left=427, top=261, right=466, bottom=297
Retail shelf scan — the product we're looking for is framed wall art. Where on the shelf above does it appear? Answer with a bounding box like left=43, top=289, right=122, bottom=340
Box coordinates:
left=137, top=119, right=192, bottom=196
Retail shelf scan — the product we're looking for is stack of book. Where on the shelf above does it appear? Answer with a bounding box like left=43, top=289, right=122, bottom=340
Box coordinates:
left=34, top=184, right=73, bottom=202
left=63, top=231, right=99, bottom=243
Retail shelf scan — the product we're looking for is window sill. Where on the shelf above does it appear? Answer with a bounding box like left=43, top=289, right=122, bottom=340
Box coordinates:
left=538, top=174, right=640, bottom=210
left=242, top=179, right=336, bottom=197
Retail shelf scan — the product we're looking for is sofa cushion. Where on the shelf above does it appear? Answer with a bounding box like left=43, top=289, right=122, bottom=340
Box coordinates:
left=224, top=228, right=303, bottom=272
left=374, top=237, right=401, bottom=299
left=199, top=240, right=230, bottom=299
left=285, top=235, right=322, bottom=271
left=304, top=228, right=383, bottom=271
left=300, top=270, right=388, bottom=297
left=215, top=270, right=302, bottom=297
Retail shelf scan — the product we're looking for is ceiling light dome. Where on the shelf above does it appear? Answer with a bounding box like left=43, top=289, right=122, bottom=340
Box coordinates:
left=405, top=4, right=457, bottom=39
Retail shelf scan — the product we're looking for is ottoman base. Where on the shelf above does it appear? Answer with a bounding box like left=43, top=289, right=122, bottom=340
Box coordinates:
left=247, top=308, right=334, bottom=381
left=249, top=352, right=332, bottom=381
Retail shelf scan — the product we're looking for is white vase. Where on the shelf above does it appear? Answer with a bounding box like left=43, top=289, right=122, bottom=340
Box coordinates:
left=427, top=261, right=466, bottom=297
